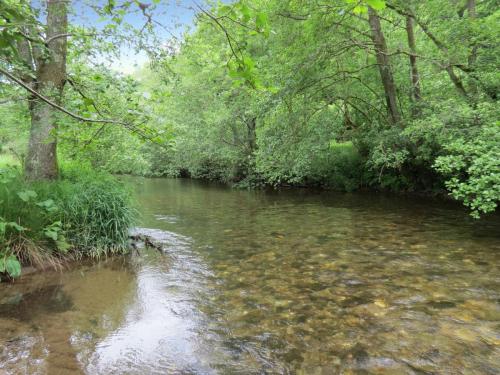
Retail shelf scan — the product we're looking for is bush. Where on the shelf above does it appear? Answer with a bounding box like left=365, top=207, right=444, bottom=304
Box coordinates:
left=255, top=138, right=364, bottom=191
left=320, top=142, right=364, bottom=191
left=434, top=122, right=500, bottom=218
left=0, top=164, right=136, bottom=278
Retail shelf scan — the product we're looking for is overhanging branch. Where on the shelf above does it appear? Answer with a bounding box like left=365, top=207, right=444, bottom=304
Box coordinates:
left=0, top=65, right=167, bottom=147
left=1, top=65, right=131, bottom=126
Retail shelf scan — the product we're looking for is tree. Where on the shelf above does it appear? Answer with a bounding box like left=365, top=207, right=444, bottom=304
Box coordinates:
left=405, top=15, right=421, bottom=105
left=23, top=0, right=68, bottom=180
left=367, top=6, right=401, bottom=124
left=0, top=0, right=167, bottom=180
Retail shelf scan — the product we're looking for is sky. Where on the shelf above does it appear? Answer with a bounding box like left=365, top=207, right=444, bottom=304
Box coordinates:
left=67, top=0, right=207, bottom=74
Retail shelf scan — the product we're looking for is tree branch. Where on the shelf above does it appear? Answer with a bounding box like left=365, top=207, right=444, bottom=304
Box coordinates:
left=1, top=65, right=128, bottom=125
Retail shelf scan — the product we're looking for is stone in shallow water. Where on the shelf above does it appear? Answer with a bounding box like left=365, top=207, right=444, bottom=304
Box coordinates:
left=427, top=300, right=457, bottom=309
left=339, top=295, right=372, bottom=308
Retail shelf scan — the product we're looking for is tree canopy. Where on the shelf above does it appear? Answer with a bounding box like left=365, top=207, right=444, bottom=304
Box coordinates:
left=0, top=0, right=498, bottom=217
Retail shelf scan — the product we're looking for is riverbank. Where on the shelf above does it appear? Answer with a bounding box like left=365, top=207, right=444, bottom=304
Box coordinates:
left=0, top=163, right=136, bottom=280
left=124, top=173, right=475, bottom=215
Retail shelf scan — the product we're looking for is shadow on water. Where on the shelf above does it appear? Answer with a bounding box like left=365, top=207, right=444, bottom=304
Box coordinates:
left=0, top=284, right=74, bottom=321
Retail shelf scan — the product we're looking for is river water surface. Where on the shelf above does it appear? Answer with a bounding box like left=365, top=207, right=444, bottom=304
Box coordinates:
left=1, top=178, right=499, bottom=374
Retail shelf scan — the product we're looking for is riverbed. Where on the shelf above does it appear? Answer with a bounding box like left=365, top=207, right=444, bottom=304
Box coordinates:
left=1, top=178, right=499, bottom=374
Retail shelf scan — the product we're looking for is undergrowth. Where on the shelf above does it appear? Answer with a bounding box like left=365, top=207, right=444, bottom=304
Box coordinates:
left=0, top=163, right=136, bottom=279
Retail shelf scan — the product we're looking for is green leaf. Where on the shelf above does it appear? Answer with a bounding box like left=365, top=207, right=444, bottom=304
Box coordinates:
left=366, top=0, right=386, bottom=10
left=44, top=230, right=58, bottom=241
left=0, top=254, right=21, bottom=278
left=255, top=12, right=268, bottom=31
left=7, top=222, right=25, bottom=232
left=56, top=236, right=72, bottom=253
left=17, top=190, right=37, bottom=202
left=240, top=3, right=251, bottom=23
left=36, top=199, right=59, bottom=212
left=83, top=97, right=94, bottom=107
left=5, top=256, right=21, bottom=278
left=353, top=5, right=367, bottom=14
left=243, top=56, right=255, bottom=70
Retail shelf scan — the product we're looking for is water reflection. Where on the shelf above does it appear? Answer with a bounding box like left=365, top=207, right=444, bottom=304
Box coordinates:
left=0, top=259, right=135, bottom=374
left=0, top=178, right=499, bottom=374
left=83, top=229, right=223, bottom=374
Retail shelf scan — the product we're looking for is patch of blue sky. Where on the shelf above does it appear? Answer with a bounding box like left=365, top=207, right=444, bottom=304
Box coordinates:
left=69, top=1, right=200, bottom=74
left=30, top=0, right=233, bottom=74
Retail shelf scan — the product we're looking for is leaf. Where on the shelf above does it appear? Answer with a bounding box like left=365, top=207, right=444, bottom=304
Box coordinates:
left=353, top=5, right=367, bottom=14
left=255, top=12, right=268, bottom=31
left=17, top=190, right=37, bottom=202
left=5, top=256, right=21, bottom=278
left=239, top=3, right=251, bottom=23
left=7, top=222, right=25, bottom=232
left=243, top=56, right=255, bottom=71
left=366, top=0, right=386, bottom=10
left=44, top=230, right=58, bottom=241
left=83, top=97, right=94, bottom=107
left=56, top=236, right=71, bottom=253
left=36, top=199, right=59, bottom=212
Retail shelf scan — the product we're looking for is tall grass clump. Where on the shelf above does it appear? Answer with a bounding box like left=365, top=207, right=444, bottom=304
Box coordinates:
left=58, top=163, right=137, bottom=258
left=0, top=163, right=136, bottom=278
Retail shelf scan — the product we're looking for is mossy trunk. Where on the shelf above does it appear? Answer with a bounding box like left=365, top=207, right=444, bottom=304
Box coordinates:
left=25, top=100, right=59, bottom=180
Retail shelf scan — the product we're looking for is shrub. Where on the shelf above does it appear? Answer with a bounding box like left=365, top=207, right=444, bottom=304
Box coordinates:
left=321, top=141, right=364, bottom=191
left=0, top=164, right=136, bottom=278
left=434, top=122, right=500, bottom=218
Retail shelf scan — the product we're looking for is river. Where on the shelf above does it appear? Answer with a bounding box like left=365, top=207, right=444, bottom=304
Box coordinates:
left=1, top=178, right=499, bottom=374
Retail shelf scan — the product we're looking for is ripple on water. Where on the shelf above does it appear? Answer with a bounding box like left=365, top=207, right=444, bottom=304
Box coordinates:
left=1, top=178, right=499, bottom=374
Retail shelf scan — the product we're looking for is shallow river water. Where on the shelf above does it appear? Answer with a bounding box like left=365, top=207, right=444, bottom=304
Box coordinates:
left=1, top=178, right=499, bottom=374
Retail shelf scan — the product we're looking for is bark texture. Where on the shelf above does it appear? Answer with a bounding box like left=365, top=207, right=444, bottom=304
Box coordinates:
left=367, top=7, right=401, bottom=124
left=405, top=15, right=421, bottom=103
left=25, top=0, right=68, bottom=181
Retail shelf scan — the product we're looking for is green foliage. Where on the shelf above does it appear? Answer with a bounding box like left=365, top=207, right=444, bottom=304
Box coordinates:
left=138, top=0, right=498, bottom=218
left=434, top=122, right=500, bottom=218
left=1, top=0, right=498, bottom=219
left=0, top=164, right=135, bottom=278
left=58, top=163, right=137, bottom=257
left=0, top=1, right=39, bottom=63
left=345, top=0, right=386, bottom=14
left=0, top=253, right=21, bottom=279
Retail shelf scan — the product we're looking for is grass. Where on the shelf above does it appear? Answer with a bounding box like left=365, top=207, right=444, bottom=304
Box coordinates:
left=0, top=153, right=20, bottom=168
left=0, top=162, right=136, bottom=277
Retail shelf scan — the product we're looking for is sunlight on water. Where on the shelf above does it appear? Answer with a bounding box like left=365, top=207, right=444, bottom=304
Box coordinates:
left=1, top=178, right=499, bottom=374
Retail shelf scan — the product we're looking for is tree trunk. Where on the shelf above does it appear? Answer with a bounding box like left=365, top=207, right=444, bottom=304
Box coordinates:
left=246, top=117, right=257, bottom=153
left=467, top=0, right=476, bottom=67
left=386, top=3, right=472, bottom=100
left=467, top=0, right=476, bottom=18
left=25, top=0, right=68, bottom=181
left=466, top=0, right=479, bottom=98
left=405, top=15, right=421, bottom=104
left=367, top=7, right=401, bottom=124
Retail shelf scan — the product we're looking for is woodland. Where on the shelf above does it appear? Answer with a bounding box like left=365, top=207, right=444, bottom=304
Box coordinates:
left=0, top=0, right=499, bottom=276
